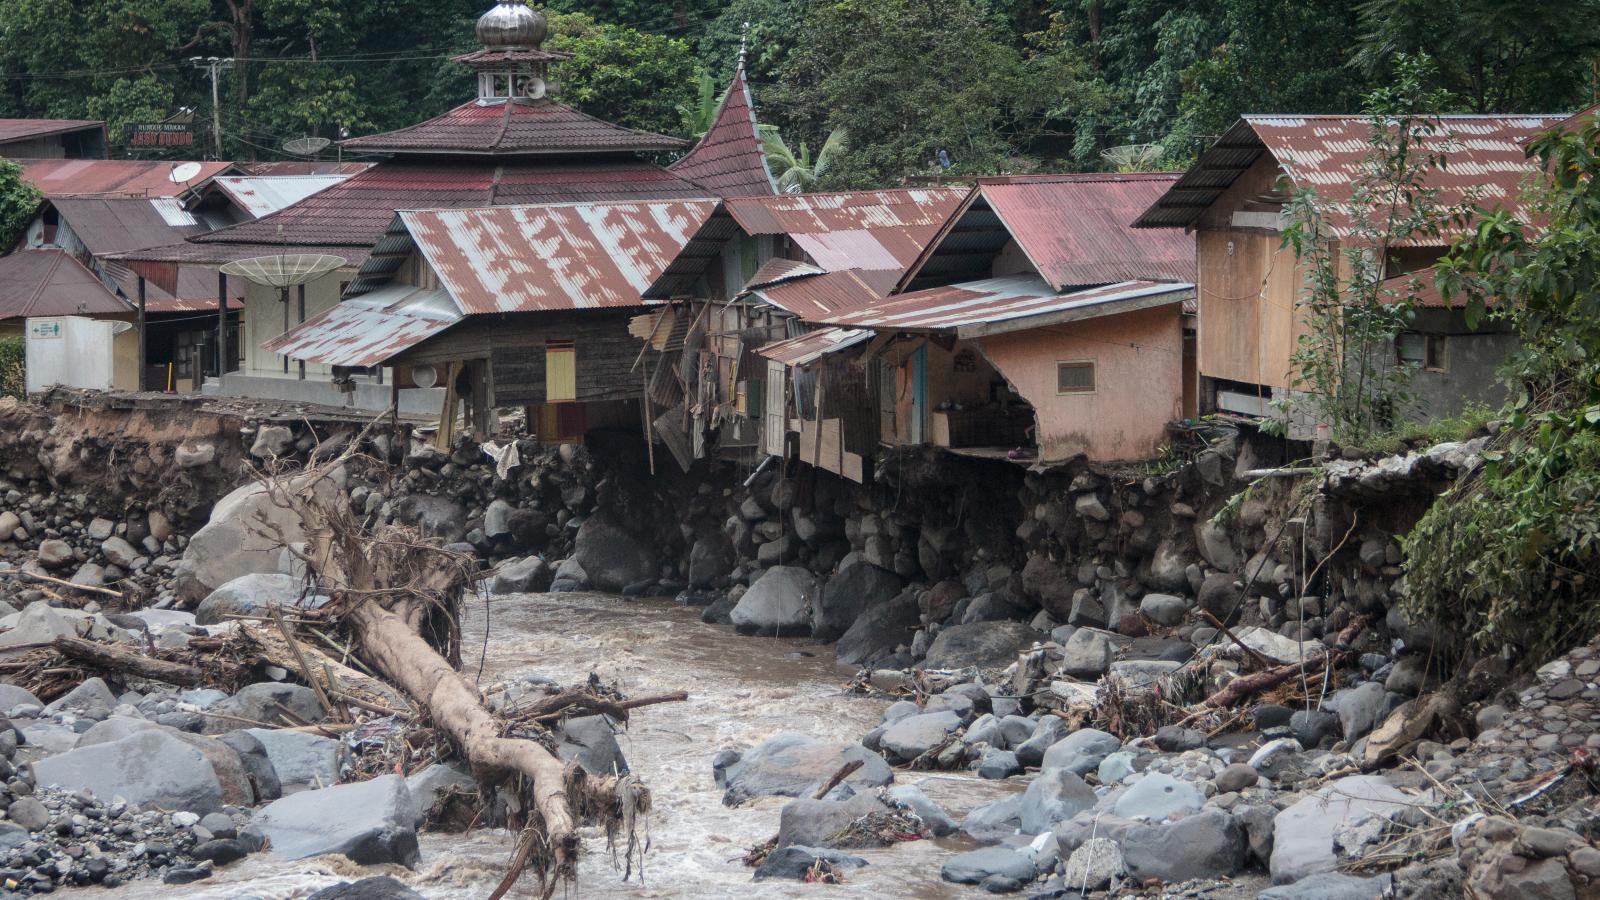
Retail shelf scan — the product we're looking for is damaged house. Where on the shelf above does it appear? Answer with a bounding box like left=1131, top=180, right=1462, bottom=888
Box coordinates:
left=634, top=188, right=966, bottom=470
left=757, top=174, right=1196, bottom=477
left=1134, top=114, right=1560, bottom=428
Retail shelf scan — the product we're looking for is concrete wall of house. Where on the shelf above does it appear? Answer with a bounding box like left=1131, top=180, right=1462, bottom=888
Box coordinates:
left=977, top=305, right=1183, bottom=462
left=1397, top=308, right=1516, bottom=420
left=240, top=270, right=352, bottom=379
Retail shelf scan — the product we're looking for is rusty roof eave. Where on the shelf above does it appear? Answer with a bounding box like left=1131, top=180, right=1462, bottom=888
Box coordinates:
left=955, top=285, right=1193, bottom=339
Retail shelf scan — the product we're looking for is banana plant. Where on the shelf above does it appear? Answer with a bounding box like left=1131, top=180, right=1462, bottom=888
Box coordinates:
left=679, top=72, right=720, bottom=140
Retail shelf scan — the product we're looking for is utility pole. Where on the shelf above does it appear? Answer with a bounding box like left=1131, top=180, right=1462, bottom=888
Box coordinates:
left=190, top=57, right=235, bottom=159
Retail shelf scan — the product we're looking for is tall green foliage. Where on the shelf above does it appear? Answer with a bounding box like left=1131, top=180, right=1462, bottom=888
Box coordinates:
left=1403, top=113, right=1600, bottom=666
left=0, top=337, right=23, bottom=402
left=1276, top=58, right=1458, bottom=443
left=546, top=13, right=697, bottom=138
left=0, top=160, right=41, bottom=252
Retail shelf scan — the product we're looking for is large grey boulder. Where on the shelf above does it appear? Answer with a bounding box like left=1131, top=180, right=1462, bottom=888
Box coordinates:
left=1270, top=775, right=1410, bottom=885
left=246, top=728, right=339, bottom=791
left=0, top=684, right=40, bottom=712
left=687, top=532, right=736, bottom=589
left=886, top=784, right=957, bottom=836
left=814, top=563, right=903, bottom=642
left=45, top=677, right=116, bottom=716
left=754, top=845, right=870, bottom=881
left=1059, top=628, right=1113, bottom=679
left=961, top=794, right=1024, bottom=843
left=879, top=711, right=961, bottom=763
left=1327, top=682, right=1388, bottom=743
left=194, top=573, right=330, bottom=626
left=941, top=846, right=1035, bottom=884
left=774, top=793, right=890, bottom=848
left=1019, top=768, right=1098, bottom=835
left=488, top=556, right=552, bottom=595
left=392, top=495, right=466, bottom=543
left=835, top=592, right=919, bottom=667
left=1111, top=772, right=1204, bottom=821
left=405, top=763, right=477, bottom=826
left=730, top=567, right=817, bottom=637
left=255, top=775, right=419, bottom=866
left=0, top=603, right=86, bottom=649
left=553, top=715, right=628, bottom=777
left=204, top=683, right=325, bottom=734
left=31, top=730, right=251, bottom=813
left=173, top=472, right=344, bottom=605
left=922, top=621, right=1036, bottom=669
left=1119, top=808, right=1246, bottom=883
left=715, top=733, right=892, bottom=806
left=571, top=513, right=658, bottom=593
left=217, top=730, right=282, bottom=803
left=1259, top=871, right=1393, bottom=899
left=306, top=877, right=425, bottom=900
left=1040, top=728, right=1121, bottom=776
left=73, top=715, right=162, bottom=748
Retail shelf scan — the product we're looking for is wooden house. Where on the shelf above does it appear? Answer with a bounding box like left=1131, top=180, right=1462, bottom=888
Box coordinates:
left=0, top=119, right=107, bottom=159
left=1134, top=115, right=1559, bottom=428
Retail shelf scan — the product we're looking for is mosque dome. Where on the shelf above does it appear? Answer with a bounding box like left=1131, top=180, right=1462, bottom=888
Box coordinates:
left=476, top=0, right=547, bottom=50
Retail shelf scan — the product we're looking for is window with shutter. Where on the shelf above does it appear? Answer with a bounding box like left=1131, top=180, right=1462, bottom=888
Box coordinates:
left=1056, top=360, right=1096, bottom=394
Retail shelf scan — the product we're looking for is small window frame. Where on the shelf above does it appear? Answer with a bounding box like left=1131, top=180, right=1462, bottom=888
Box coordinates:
left=1056, top=359, right=1097, bottom=395
left=1423, top=335, right=1447, bottom=373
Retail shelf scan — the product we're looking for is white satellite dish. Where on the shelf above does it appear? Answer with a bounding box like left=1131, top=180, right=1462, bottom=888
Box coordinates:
left=283, top=136, right=332, bottom=157
left=169, top=161, right=204, bottom=184
left=220, top=254, right=348, bottom=288
left=410, top=364, right=439, bottom=389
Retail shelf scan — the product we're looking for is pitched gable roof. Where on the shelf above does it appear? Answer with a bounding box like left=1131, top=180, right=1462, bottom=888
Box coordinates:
left=669, top=65, right=776, bottom=198
left=0, top=250, right=128, bottom=320
left=19, top=159, right=234, bottom=198
left=0, top=119, right=103, bottom=144
left=1135, top=114, right=1564, bottom=239
left=902, top=174, right=1193, bottom=293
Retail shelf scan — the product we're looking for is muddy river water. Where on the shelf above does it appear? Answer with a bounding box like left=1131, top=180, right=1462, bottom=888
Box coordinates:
left=99, top=592, right=1015, bottom=898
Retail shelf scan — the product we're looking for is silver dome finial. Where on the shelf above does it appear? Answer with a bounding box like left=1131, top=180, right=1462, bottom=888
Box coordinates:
left=476, top=0, right=547, bottom=51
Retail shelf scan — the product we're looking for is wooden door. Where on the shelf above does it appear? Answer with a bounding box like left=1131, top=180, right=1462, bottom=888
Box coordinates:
left=764, top=361, right=787, bottom=457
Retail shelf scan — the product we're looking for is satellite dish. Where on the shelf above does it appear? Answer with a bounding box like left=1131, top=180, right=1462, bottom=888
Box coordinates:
left=220, top=254, right=348, bottom=288
left=169, top=162, right=204, bottom=184
left=410, top=364, right=439, bottom=389
left=283, top=136, right=332, bottom=157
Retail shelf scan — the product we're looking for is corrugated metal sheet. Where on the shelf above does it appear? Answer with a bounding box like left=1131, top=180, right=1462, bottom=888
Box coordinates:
left=402, top=199, right=718, bottom=315
left=976, top=174, right=1193, bottom=289
left=1136, top=114, right=1564, bottom=236
left=818, top=274, right=1192, bottom=333
left=1382, top=268, right=1455, bottom=308
left=140, top=294, right=242, bottom=314
left=0, top=250, right=128, bottom=320
left=0, top=118, right=102, bottom=142
left=755, top=326, right=873, bottom=366
left=726, top=189, right=965, bottom=269
left=340, top=99, right=685, bottom=156
left=669, top=65, right=777, bottom=199
left=263, top=284, right=462, bottom=366
left=192, top=157, right=712, bottom=252
left=745, top=257, right=823, bottom=292
left=239, top=161, right=374, bottom=176
left=20, top=159, right=233, bottom=198
left=212, top=175, right=349, bottom=218
left=48, top=197, right=242, bottom=309
left=750, top=268, right=900, bottom=319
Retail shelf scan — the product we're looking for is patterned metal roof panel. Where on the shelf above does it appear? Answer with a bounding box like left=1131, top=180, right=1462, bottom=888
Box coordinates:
left=750, top=268, right=900, bottom=319
left=668, top=66, right=777, bottom=198
left=402, top=199, right=718, bottom=314
left=755, top=326, right=873, bottom=366
left=817, top=275, right=1191, bottom=331
left=263, top=284, right=461, bottom=367
left=339, top=99, right=685, bottom=156
left=725, top=189, right=965, bottom=270
left=1136, top=114, right=1565, bottom=236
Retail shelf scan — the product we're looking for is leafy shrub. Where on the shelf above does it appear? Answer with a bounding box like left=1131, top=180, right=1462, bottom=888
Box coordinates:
left=0, top=337, right=22, bottom=400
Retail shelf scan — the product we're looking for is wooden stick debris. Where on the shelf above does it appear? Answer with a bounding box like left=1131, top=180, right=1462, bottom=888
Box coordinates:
left=0, top=569, right=122, bottom=598
left=812, top=759, right=864, bottom=799
left=50, top=635, right=208, bottom=685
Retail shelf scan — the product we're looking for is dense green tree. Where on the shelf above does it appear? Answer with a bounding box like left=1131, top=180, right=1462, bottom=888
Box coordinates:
left=0, top=160, right=41, bottom=252
left=86, top=76, right=179, bottom=149
left=1355, top=0, right=1600, bottom=113
left=696, top=0, right=803, bottom=84
left=545, top=13, right=697, bottom=138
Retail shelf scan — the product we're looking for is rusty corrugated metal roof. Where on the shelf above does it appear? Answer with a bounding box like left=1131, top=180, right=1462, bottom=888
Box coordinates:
left=401, top=199, right=718, bottom=315
left=756, top=326, right=873, bottom=366
left=1136, top=114, right=1564, bottom=237
left=817, top=275, right=1192, bottom=337
left=263, top=283, right=462, bottom=367
left=238, top=161, right=374, bottom=177
left=726, top=189, right=965, bottom=269
left=669, top=65, right=777, bottom=199
left=19, top=159, right=234, bottom=198
left=0, top=119, right=103, bottom=143
left=339, top=99, right=685, bottom=156
left=748, top=268, right=900, bottom=320
left=0, top=250, right=128, bottom=320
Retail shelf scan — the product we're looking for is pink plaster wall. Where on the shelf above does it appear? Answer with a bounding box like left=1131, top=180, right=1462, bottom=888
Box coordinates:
left=976, top=305, right=1183, bottom=461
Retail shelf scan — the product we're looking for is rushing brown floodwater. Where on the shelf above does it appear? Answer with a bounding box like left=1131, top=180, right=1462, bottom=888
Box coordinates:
left=97, top=592, right=1016, bottom=898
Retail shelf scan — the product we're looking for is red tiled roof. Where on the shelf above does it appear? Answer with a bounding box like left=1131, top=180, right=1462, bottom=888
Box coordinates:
left=669, top=66, right=776, bottom=198
left=1136, top=114, right=1563, bottom=240
left=19, top=159, right=234, bottom=198
left=451, top=48, right=571, bottom=67
left=188, top=158, right=712, bottom=252
left=0, top=119, right=103, bottom=144
left=339, top=99, right=685, bottom=156
left=0, top=250, right=128, bottom=320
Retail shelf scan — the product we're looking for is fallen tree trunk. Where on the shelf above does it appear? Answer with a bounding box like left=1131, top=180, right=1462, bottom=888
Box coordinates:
left=52, top=635, right=209, bottom=685
left=1199, top=652, right=1333, bottom=709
